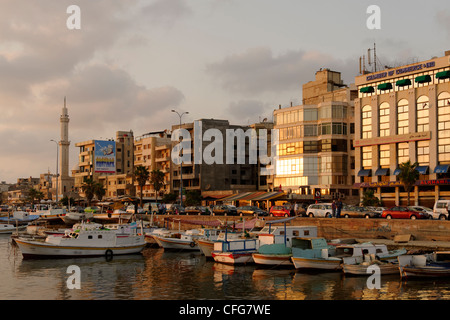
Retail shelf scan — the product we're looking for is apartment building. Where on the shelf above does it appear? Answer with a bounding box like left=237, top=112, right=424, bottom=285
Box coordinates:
left=354, top=51, right=450, bottom=206
left=273, top=69, right=358, bottom=203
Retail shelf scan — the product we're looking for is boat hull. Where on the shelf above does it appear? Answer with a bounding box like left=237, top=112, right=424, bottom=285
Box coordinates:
left=291, top=256, right=342, bottom=271
left=15, top=238, right=146, bottom=259
left=153, top=235, right=199, bottom=251
left=197, top=239, right=215, bottom=258
left=212, top=251, right=255, bottom=265
left=343, top=263, right=399, bottom=275
left=252, top=253, right=293, bottom=267
left=399, top=266, right=450, bottom=278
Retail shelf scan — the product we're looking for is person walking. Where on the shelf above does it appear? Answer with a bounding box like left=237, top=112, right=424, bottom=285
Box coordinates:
left=336, top=199, right=343, bottom=218
left=331, top=200, right=337, bottom=218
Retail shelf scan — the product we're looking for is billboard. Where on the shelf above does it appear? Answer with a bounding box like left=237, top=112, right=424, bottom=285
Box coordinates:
left=94, top=140, right=116, bottom=173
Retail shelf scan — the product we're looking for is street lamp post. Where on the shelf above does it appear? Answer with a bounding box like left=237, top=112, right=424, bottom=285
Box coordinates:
left=50, top=139, right=59, bottom=203
left=171, top=109, right=189, bottom=207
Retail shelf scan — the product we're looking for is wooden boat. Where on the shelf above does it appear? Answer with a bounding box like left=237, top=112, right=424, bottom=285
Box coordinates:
left=211, top=237, right=258, bottom=265
left=398, top=251, right=450, bottom=278
left=153, top=228, right=222, bottom=251
left=252, top=222, right=318, bottom=267
left=0, top=223, right=27, bottom=234
left=36, top=208, right=67, bottom=222
left=14, top=222, right=146, bottom=259
left=0, top=211, right=39, bottom=226
left=61, top=211, right=94, bottom=224
left=291, top=237, right=341, bottom=271
left=93, top=208, right=133, bottom=223
left=342, top=254, right=399, bottom=275
left=197, top=231, right=244, bottom=258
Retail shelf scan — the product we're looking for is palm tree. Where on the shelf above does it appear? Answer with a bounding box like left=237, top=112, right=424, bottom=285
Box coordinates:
left=81, top=178, right=96, bottom=206
left=135, top=165, right=150, bottom=208
left=94, top=182, right=106, bottom=202
left=398, top=160, right=419, bottom=206
left=150, top=169, right=165, bottom=204
left=28, top=188, right=44, bottom=207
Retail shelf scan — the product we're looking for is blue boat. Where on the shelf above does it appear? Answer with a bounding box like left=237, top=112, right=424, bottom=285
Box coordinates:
left=0, top=211, right=39, bottom=225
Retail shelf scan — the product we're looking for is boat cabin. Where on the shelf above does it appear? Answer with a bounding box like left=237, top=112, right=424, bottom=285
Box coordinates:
left=258, top=226, right=317, bottom=247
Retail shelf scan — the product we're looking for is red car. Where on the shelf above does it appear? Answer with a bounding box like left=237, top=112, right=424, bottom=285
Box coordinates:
left=381, top=206, right=429, bottom=219
left=269, top=206, right=292, bottom=217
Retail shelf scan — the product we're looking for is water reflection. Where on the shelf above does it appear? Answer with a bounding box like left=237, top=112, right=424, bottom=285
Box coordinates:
left=1, top=236, right=450, bottom=300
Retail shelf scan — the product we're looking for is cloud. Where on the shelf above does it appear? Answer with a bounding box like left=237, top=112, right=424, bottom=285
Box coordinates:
left=222, top=100, right=273, bottom=125
left=206, top=47, right=357, bottom=95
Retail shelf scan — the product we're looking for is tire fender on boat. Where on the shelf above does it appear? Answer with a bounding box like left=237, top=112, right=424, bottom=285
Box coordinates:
left=105, top=249, right=113, bottom=257
left=189, top=242, right=196, bottom=248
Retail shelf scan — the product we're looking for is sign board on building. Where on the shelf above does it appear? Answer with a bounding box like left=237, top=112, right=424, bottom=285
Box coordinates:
left=94, top=140, right=116, bottom=173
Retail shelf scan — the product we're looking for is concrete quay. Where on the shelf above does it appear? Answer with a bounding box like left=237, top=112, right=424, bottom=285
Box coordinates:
left=140, top=214, right=450, bottom=252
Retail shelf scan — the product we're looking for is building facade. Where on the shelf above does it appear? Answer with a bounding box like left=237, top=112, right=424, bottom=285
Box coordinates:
left=354, top=51, right=450, bottom=207
left=273, top=69, right=358, bottom=203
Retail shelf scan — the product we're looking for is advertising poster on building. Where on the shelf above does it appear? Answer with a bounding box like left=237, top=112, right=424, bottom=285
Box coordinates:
left=94, top=140, right=116, bottom=173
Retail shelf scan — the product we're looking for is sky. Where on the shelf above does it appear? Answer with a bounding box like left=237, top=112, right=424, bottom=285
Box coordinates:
left=0, top=0, right=449, bottom=183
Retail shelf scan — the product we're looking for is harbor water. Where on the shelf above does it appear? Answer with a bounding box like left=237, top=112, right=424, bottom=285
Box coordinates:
left=2, top=234, right=450, bottom=301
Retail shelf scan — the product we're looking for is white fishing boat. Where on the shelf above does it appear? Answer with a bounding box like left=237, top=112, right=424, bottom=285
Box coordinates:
left=211, top=237, right=258, bottom=264
left=14, top=222, right=146, bottom=259
left=398, top=251, right=450, bottom=278
left=93, top=208, right=133, bottom=223
left=37, top=208, right=67, bottom=222
left=153, top=228, right=218, bottom=251
left=0, top=223, right=27, bottom=234
left=61, top=211, right=94, bottom=225
left=0, top=211, right=39, bottom=225
left=197, top=231, right=244, bottom=258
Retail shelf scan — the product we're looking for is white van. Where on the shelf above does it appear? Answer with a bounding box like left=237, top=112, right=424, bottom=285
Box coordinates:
left=432, top=200, right=450, bottom=220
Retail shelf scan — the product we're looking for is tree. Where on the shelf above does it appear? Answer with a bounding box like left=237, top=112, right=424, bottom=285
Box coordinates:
left=135, top=165, right=150, bottom=207
left=150, top=169, right=165, bottom=204
left=361, top=189, right=380, bottom=207
left=28, top=188, right=44, bottom=206
left=185, top=190, right=202, bottom=206
left=81, top=178, right=96, bottom=206
left=94, top=182, right=106, bottom=202
left=398, top=160, right=419, bottom=206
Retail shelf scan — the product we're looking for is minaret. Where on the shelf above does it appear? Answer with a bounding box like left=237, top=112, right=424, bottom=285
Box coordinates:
left=60, top=97, right=70, bottom=178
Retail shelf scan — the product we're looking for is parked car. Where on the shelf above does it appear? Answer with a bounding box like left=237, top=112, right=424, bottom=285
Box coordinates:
left=408, top=206, right=433, bottom=219
left=185, top=206, right=210, bottom=215
left=237, top=206, right=268, bottom=216
left=212, top=205, right=237, bottom=216
left=306, top=203, right=333, bottom=218
left=381, top=206, right=429, bottom=219
left=341, top=206, right=381, bottom=219
left=269, top=205, right=292, bottom=217
left=433, top=200, right=450, bottom=220
left=126, top=205, right=144, bottom=214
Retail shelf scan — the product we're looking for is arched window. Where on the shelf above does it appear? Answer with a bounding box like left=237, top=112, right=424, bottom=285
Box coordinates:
left=379, top=102, right=390, bottom=137
left=438, top=92, right=450, bottom=162
left=361, top=105, right=372, bottom=139
left=397, top=99, right=409, bottom=135
left=416, top=96, right=429, bottom=132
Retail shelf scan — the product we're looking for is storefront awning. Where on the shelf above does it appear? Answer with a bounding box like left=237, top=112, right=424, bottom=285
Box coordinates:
left=375, top=168, right=390, bottom=176
left=434, top=165, right=450, bottom=174
left=360, top=86, right=375, bottom=93
left=219, top=192, right=253, bottom=202
left=436, top=71, right=450, bottom=80
left=396, top=79, right=412, bottom=87
left=357, top=169, right=372, bottom=177
left=415, top=75, right=432, bottom=84
left=415, top=166, right=429, bottom=174
left=219, top=191, right=286, bottom=202
left=251, top=191, right=286, bottom=201
left=377, top=83, right=393, bottom=90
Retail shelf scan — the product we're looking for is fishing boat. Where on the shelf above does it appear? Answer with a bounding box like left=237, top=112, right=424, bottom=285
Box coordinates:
left=14, top=222, right=146, bottom=259
left=342, top=254, right=399, bottom=276
left=252, top=218, right=317, bottom=267
left=211, top=237, right=258, bottom=265
left=61, top=210, right=94, bottom=225
left=153, top=228, right=221, bottom=251
left=398, top=251, right=450, bottom=278
left=37, top=208, right=67, bottom=222
left=0, top=223, right=27, bottom=234
left=0, top=211, right=39, bottom=225
left=291, top=237, right=341, bottom=270
left=197, top=231, right=244, bottom=258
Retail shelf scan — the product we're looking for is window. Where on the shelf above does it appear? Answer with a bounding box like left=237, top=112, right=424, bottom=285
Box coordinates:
left=304, top=109, right=318, bottom=121
left=416, top=96, right=429, bottom=133
left=417, top=140, right=429, bottom=165
left=397, top=143, right=409, bottom=164
left=438, top=92, right=450, bottom=162
left=361, top=105, right=372, bottom=139
left=362, top=146, right=372, bottom=168
left=397, top=99, right=409, bottom=135
left=379, top=102, right=390, bottom=137
left=379, top=144, right=390, bottom=168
